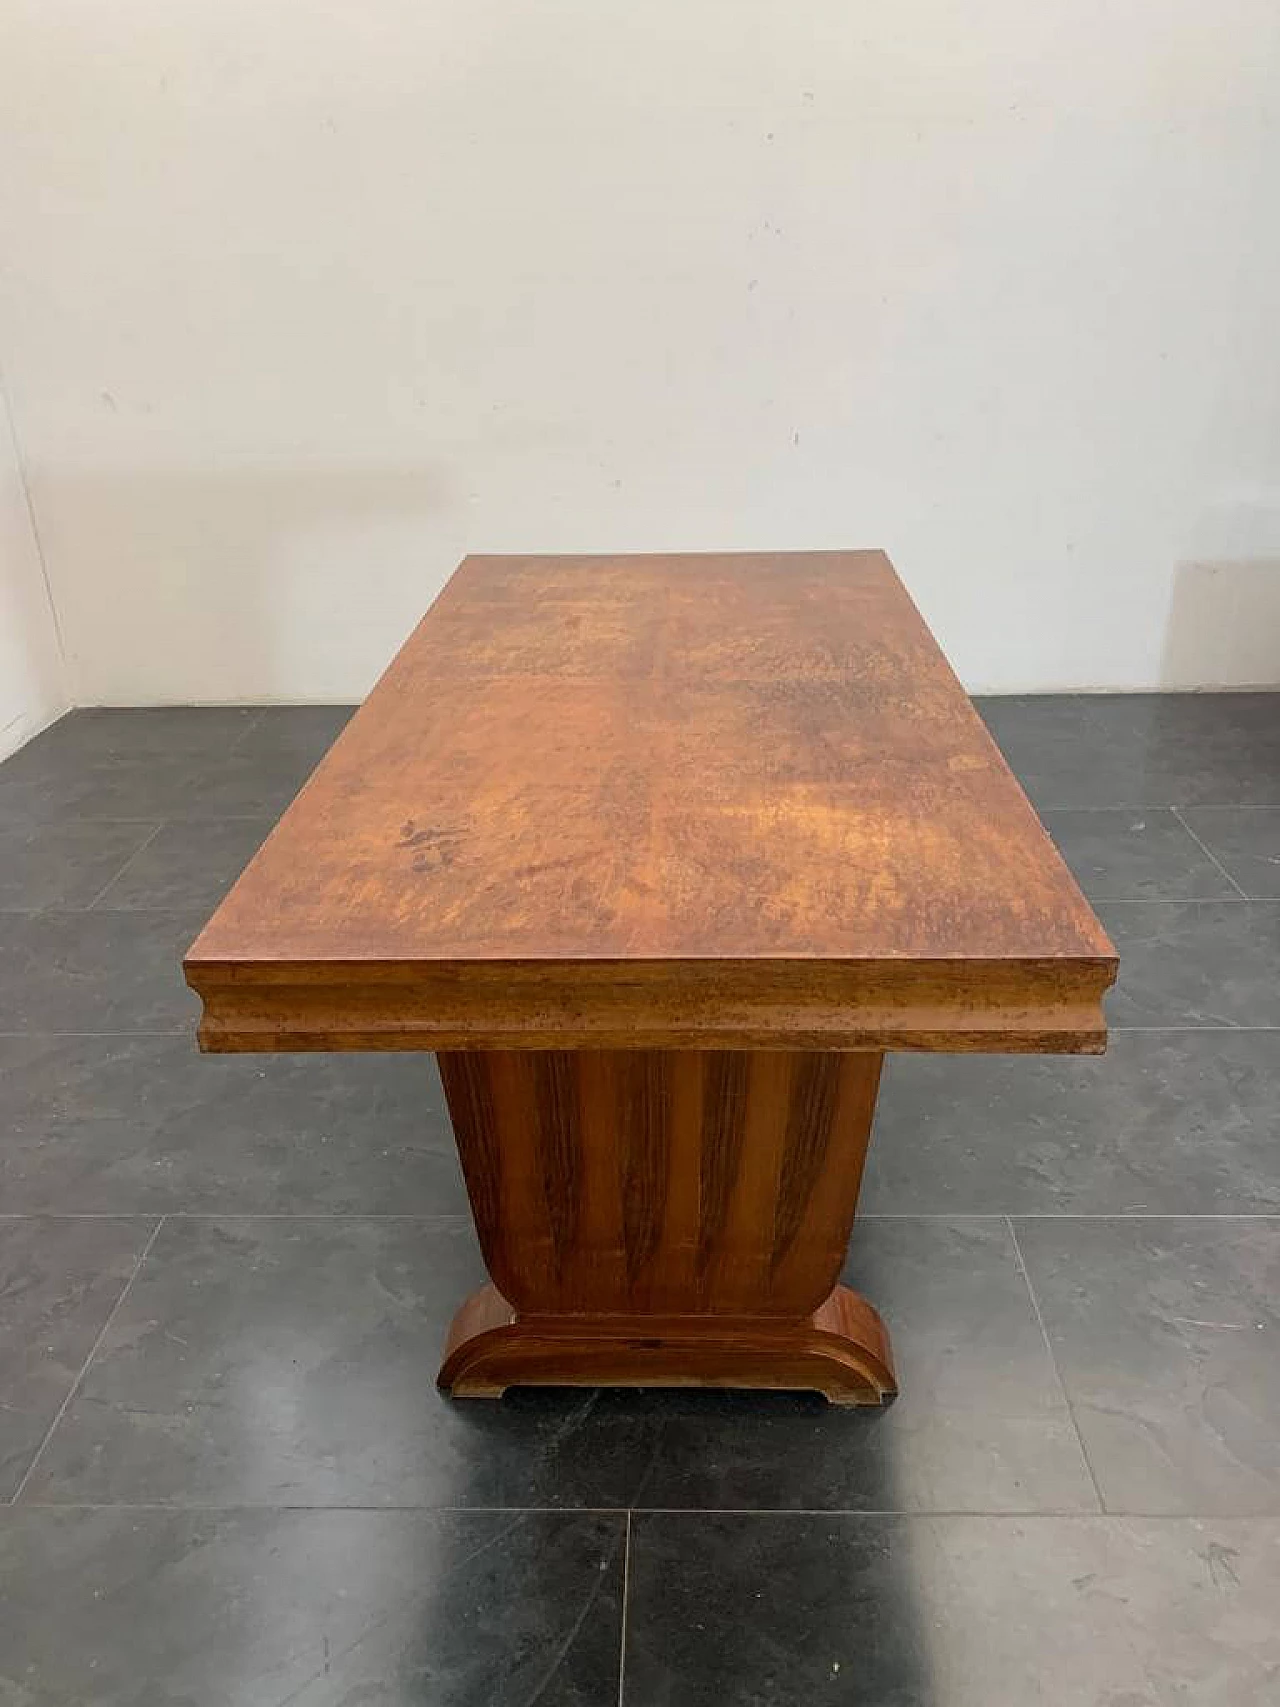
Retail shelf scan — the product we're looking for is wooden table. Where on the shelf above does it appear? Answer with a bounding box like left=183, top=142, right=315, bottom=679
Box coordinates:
left=185, top=551, right=1117, bottom=1404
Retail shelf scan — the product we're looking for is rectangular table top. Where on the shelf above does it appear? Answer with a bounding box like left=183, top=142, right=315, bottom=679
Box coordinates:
left=186, top=551, right=1116, bottom=1052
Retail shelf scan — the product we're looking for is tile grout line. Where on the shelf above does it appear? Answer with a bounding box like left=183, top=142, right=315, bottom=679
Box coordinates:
left=1169, top=807, right=1251, bottom=900
left=4, top=1212, right=1280, bottom=1224
left=227, top=708, right=268, bottom=753
left=0, top=1211, right=477, bottom=1222
left=1004, top=1215, right=1108, bottom=1517
left=617, top=1510, right=632, bottom=1706
left=0, top=815, right=282, bottom=828
left=603, top=1507, right=1279, bottom=1521
left=1109, top=1025, right=1280, bottom=1032
left=1086, top=897, right=1255, bottom=906
left=11, top=1501, right=1273, bottom=1520
left=0, top=1212, right=478, bottom=1223
left=12, top=1501, right=640, bottom=1515
left=8, top=1216, right=166, bottom=1506
left=83, top=822, right=167, bottom=911
left=861, top=1213, right=1280, bottom=1222
left=1035, top=803, right=1280, bottom=813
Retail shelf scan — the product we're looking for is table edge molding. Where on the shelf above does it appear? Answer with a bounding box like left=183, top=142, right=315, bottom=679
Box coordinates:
left=184, top=954, right=1116, bottom=1054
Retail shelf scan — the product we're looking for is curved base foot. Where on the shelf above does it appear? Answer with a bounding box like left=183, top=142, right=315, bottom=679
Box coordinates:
left=437, top=1282, right=897, bottom=1407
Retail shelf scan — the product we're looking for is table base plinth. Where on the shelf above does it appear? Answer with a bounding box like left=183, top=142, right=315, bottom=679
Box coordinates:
left=438, top=1281, right=897, bottom=1405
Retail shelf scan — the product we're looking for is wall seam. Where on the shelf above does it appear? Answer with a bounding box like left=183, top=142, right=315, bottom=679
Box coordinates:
left=0, top=358, right=72, bottom=701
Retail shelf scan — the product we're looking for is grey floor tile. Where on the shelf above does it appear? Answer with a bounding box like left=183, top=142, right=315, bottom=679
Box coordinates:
left=19, top=1217, right=660, bottom=1509
left=0, top=705, right=356, bottom=830
left=0, top=754, right=194, bottom=827
left=6, top=692, right=1280, bottom=1687
left=93, top=818, right=276, bottom=911
left=0, top=706, right=273, bottom=828
left=978, top=696, right=1160, bottom=810
left=624, top=1512, right=1280, bottom=1706
left=234, top=704, right=356, bottom=767
left=1015, top=1217, right=1280, bottom=1515
left=1040, top=807, right=1237, bottom=901
left=977, top=693, right=1280, bottom=809
left=169, top=748, right=325, bottom=820
left=0, top=745, right=315, bottom=827
left=12, top=1214, right=1096, bottom=1517
left=0, top=1035, right=468, bottom=1214
left=12, top=707, right=258, bottom=765
left=628, top=1217, right=1096, bottom=1514
left=0, top=820, right=159, bottom=911
left=0, top=1506, right=623, bottom=1707
left=865, top=1032, right=1280, bottom=1215
left=0, top=1216, right=154, bottom=1498
left=1100, top=900, right=1280, bottom=1027
left=0, top=907, right=204, bottom=1031
left=1181, top=808, right=1280, bottom=900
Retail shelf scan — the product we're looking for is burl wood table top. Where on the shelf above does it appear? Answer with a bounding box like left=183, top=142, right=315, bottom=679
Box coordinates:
left=185, top=551, right=1116, bottom=1052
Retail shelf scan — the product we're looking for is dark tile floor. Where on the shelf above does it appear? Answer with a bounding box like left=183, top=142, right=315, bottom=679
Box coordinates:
left=2, top=696, right=1280, bottom=1703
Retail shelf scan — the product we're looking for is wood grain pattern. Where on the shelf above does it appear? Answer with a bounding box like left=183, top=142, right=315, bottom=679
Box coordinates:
left=437, top=1048, right=883, bottom=1319
left=698, top=1053, right=749, bottom=1280
left=184, top=551, right=1116, bottom=1053
left=531, top=1052, right=579, bottom=1281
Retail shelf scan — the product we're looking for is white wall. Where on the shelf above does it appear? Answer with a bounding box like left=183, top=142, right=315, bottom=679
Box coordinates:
left=1, top=0, right=1279, bottom=703
left=0, top=375, right=67, bottom=756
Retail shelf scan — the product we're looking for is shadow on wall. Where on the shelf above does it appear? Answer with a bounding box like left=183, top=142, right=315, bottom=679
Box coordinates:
left=41, top=460, right=461, bottom=702
left=1162, top=560, right=1280, bottom=690
left=1161, top=505, right=1280, bottom=690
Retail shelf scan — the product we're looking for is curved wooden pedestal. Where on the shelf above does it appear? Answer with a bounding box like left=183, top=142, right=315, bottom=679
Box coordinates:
left=436, top=1047, right=897, bottom=1406
left=439, top=1281, right=897, bottom=1405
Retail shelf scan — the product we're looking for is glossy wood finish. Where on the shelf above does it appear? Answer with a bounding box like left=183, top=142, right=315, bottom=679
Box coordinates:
left=438, top=1281, right=896, bottom=1405
left=183, top=551, right=1116, bottom=1401
left=185, top=552, right=1116, bottom=1053
left=436, top=1048, right=895, bottom=1403
left=439, top=1049, right=882, bottom=1315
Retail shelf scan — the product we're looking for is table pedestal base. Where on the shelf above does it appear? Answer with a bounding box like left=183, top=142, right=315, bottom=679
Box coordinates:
left=439, top=1281, right=896, bottom=1405
left=436, top=1046, right=895, bottom=1405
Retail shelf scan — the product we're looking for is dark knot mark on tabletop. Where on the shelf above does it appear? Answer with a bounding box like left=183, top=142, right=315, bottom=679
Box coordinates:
left=397, top=818, right=464, bottom=873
